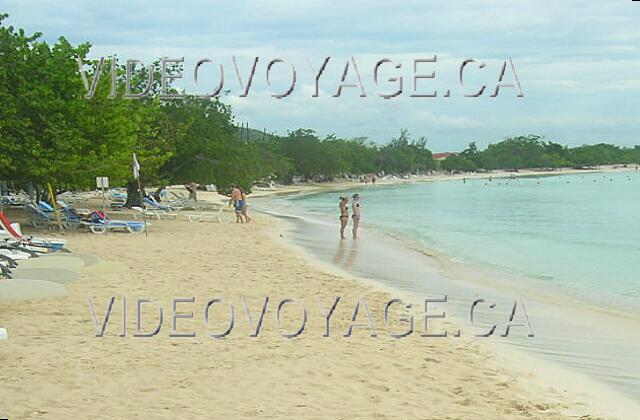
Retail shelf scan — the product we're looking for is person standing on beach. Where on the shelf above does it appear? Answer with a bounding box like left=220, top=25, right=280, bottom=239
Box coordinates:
left=240, top=187, right=251, bottom=223
left=185, top=182, right=198, bottom=202
left=339, top=196, right=349, bottom=239
left=229, top=185, right=245, bottom=223
left=351, top=193, right=361, bottom=239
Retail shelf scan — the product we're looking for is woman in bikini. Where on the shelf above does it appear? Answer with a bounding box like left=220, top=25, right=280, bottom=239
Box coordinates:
left=351, top=194, right=361, bottom=239
left=339, top=196, right=349, bottom=239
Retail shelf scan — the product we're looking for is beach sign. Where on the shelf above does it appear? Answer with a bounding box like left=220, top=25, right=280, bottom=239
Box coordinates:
left=96, top=177, right=109, bottom=189
left=97, top=177, right=109, bottom=214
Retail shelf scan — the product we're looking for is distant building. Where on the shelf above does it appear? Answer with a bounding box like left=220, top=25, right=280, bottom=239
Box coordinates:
left=433, top=152, right=457, bottom=161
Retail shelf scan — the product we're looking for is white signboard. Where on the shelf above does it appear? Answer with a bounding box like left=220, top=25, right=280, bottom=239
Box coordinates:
left=96, top=177, right=109, bottom=189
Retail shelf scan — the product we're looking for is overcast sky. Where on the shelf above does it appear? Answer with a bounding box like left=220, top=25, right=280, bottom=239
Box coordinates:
left=4, top=0, right=640, bottom=151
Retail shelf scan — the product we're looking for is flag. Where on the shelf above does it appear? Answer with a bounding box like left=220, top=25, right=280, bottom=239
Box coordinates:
left=132, top=153, right=140, bottom=179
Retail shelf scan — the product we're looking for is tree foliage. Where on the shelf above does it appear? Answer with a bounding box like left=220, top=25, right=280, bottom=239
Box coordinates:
left=442, top=136, right=639, bottom=172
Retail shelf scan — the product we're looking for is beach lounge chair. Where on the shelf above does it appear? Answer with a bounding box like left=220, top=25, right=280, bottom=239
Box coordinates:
left=0, top=254, right=18, bottom=270
left=38, top=201, right=84, bottom=227
left=143, top=197, right=180, bottom=212
left=0, top=211, right=68, bottom=251
left=1, top=192, right=29, bottom=207
left=0, top=243, right=45, bottom=276
left=0, top=261, right=13, bottom=278
left=81, top=212, right=147, bottom=234
left=38, top=201, right=54, bottom=212
left=131, top=206, right=176, bottom=220
left=0, top=247, right=83, bottom=282
left=57, top=200, right=91, bottom=217
left=0, top=248, right=32, bottom=261
left=166, top=192, right=217, bottom=211
left=27, top=203, right=80, bottom=230
left=57, top=191, right=93, bottom=205
left=1, top=240, right=42, bottom=258
left=169, top=191, right=197, bottom=209
left=195, top=201, right=219, bottom=211
left=136, top=197, right=178, bottom=219
left=108, top=191, right=127, bottom=210
left=82, top=219, right=147, bottom=234
left=186, top=206, right=225, bottom=223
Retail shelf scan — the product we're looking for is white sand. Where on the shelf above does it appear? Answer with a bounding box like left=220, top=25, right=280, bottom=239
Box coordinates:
left=0, top=207, right=628, bottom=419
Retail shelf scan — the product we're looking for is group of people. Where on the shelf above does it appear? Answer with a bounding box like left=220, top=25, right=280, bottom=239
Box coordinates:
left=338, top=194, right=361, bottom=240
left=230, top=185, right=251, bottom=223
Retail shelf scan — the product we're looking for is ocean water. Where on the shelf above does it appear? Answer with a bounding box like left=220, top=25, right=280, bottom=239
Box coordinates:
left=291, top=171, right=640, bottom=315
left=257, top=170, right=640, bottom=401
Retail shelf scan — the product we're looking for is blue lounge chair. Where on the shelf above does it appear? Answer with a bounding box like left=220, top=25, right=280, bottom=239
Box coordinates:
left=27, top=204, right=81, bottom=230
left=81, top=212, right=147, bottom=234
left=143, top=197, right=179, bottom=211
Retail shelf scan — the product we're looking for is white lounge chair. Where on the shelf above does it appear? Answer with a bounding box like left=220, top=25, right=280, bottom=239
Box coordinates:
left=0, top=212, right=68, bottom=251
left=131, top=206, right=177, bottom=220
left=186, top=206, right=225, bottom=223
left=81, top=219, right=148, bottom=234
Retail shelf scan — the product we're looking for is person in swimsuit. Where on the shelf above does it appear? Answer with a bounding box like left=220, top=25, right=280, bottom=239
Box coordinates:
left=351, top=193, right=361, bottom=239
left=240, top=187, right=251, bottom=223
left=229, top=185, right=245, bottom=223
left=339, top=196, right=349, bottom=239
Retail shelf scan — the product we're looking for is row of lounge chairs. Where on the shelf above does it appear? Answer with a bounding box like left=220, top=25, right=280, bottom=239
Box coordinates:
left=25, top=201, right=147, bottom=234
left=27, top=202, right=82, bottom=229
left=6, top=188, right=226, bottom=238
left=118, top=193, right=225, bottom=224
left=0, top=192, right=30, bottom=207
left=2, top=190, right=94, bottom=209
left=0, top=211, right=68, bottom=250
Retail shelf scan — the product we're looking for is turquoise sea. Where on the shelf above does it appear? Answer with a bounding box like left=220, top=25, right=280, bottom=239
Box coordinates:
left=259, top=170, right=640, bottom=401
left=292, top=170, right=640, bottom=315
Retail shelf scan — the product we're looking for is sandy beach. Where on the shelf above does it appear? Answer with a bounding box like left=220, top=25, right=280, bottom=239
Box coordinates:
left=0, top=204, right=627, bottom=419
left=3, top=0, right=640, bottom=417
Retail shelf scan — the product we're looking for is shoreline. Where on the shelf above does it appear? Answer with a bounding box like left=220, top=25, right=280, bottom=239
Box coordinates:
left=253, top=170, right=640, bottom=323
left=0, top=208, right=630, bottom=419
left=366, top=221, right=640, bottom=323
left=249, top=164, right=638, bottom=199
left=255, top=192, right=640, bottom=412
left=266, top=212, right=640, bottom=419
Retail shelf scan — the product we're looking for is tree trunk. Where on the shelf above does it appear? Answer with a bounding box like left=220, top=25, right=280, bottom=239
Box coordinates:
left=125, top=180, right=143, bottom=208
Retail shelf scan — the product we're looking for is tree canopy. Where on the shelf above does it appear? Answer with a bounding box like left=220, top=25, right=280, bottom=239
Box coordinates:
left=441, top=136, right=640, bottom=173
